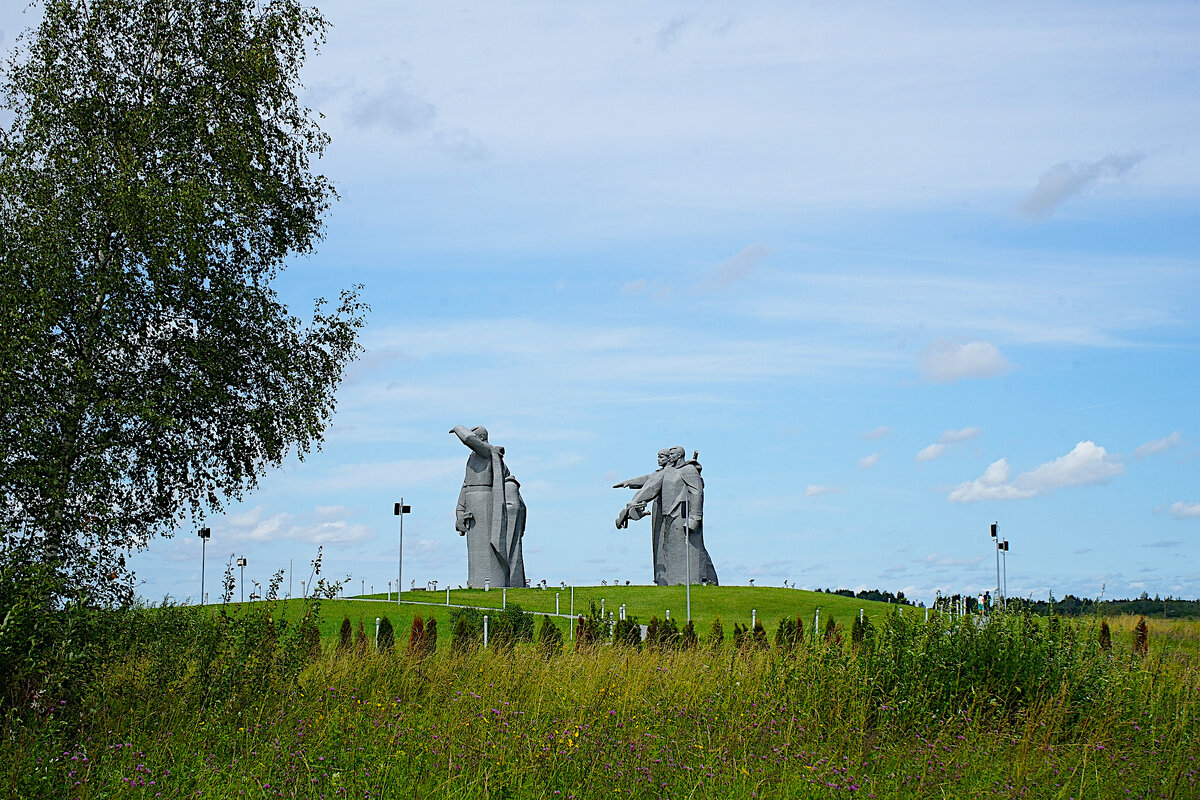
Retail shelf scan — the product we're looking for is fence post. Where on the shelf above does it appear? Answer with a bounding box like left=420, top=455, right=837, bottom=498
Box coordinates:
left=814, top=609, right=820, bottom=638
left=483, top=615, right=489, bottom=649
left=503, top=587, right=507, bottom=609
left=446, top=587, right=450, bottom=606
left=556, top=592, right=560, bottom=615
left=375, top=617, right=381, bottom=650
left=751, top=608, right=756, bottom=629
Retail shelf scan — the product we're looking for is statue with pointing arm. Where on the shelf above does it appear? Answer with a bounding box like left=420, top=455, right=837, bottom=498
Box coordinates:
left=614, top=446, right=718, bottom=586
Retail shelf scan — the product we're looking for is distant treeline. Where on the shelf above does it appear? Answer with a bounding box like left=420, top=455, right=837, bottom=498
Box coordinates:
left=1005, top=593, right=1200, bottom=619
left=815, top=588, right=1200, bottom=618
left=818, top=588, right=914, bottom=606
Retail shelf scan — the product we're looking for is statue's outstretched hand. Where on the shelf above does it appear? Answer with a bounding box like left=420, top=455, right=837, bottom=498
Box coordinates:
left=615, top=507, right=630, bottom=529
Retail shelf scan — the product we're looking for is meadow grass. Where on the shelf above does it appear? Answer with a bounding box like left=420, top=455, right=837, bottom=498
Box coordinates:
left=3, top=593, right=1197, bottom=799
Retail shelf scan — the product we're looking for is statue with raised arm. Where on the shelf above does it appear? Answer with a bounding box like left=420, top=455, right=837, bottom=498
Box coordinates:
left=451, top=425, right=527, bottom=588
left=614, top=446, right=718, bottom=586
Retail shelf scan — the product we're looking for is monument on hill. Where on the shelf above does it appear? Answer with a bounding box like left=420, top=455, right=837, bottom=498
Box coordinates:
left=451, top=425, right=527, bottom=588
left=614, top=446, right=718, bottom=586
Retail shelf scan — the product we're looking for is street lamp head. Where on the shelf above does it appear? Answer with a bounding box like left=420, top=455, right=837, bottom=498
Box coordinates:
left=990, top=522, right=997, bottom=538
left=198, top=527, right=211, bottom=539
left=394, top=503, right=412, bottom=515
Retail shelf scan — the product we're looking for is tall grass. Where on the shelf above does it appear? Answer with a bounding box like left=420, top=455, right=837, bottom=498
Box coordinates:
left=2, top=604, right=1197, bottom=799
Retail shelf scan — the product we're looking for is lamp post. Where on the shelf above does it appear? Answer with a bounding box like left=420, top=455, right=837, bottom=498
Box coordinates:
left=197, top=527, right=211, bottom=604
left=990, top=522, right=1000, bottom=604
left=237, top=557, right=247, bottom=603
left=394, top=500, right=411, bottom=606
left=1000, top=539, right=1009, bottom=608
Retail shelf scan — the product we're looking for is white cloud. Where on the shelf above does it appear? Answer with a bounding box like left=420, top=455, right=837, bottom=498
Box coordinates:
left=915, top=443, right=945, bottom=462
left=1017, top=441, right=1124, bottom=492
left=919, top=339, right=1012, bottom=383
left=621, top=278, right=649, bottom=295
left=858, top=452, right=880, bottom=469
left=920, top=554, right=985, bottom=567
left=941, top=426, right=981, bottom=444
left=1135, top=431, right=1182, bottom=460
left=947, top=441, right=1124, bottom=503
left=947, top=458, right=1037, bottom=503
left=224, top=504, right=375, bottom=546
left=699, top=243, right=772, bottom=291
left=1020, top=153, right=1144, bottom=220
left=862, top=425, right=891, bottom=440
left=804, top=485, right=843, bottom=497
left=1167, top=502, right=1200, bottom=519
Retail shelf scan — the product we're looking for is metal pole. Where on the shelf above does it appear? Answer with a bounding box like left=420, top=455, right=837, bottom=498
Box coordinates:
left=684, top=499, right=691, bottom=622
left=398, top=498, right=404, bottom=606
left=503, top=587, right=507, bottom=609
left=375, top=617, right=380, bottom=650
left=446, top=587, right=450, bottom=606
left=992, top=522, right=1000, bottom=602
left=483, top=615, right=489, bottom=648
left=570, top=581, right=574, bottom=639
left=200, top=535, right=206, bottom=604
left=556, top=592, right=560, bottom=615
left=1002, top=543, right=1008, bottom=608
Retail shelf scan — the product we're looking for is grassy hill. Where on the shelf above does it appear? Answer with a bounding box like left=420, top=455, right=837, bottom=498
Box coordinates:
left=308, top=585, right=911, bottom=642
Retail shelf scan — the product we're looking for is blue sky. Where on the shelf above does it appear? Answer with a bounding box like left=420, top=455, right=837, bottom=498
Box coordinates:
left=5, top=2, right=1198, bottom=604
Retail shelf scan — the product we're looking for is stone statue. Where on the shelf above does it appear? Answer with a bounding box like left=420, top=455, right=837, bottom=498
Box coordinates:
left=614, top=446, right=718, bottom=586
left=451, top=425, right=527, bottom=588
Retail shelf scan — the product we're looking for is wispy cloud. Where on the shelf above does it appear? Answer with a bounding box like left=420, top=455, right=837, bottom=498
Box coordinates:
left=698, top=243, right=772, bottom=291
left=1144, top=540, right=1183, bottom=549
left=348, top=73, right=437, bottom=135
left=655, top=15, right=691, bottom=51
left=942, top=426, right=981, bottom=444
left=947, top=441, right=1124, bottom=503
left=1135, top=431, right=1182, bottom=460
left=226, top=505, right=376, bottom=546
left=919, top=339, right=1012, bottom=383
left=804, top=485, right=844, bottom=497
left=920, top=553, right=985, bottom=567
left=1020, top=153, right=1144, bottom=220
left=862, top=426, right=891, bottom=441
left=858, top=453, right=880, bottom=469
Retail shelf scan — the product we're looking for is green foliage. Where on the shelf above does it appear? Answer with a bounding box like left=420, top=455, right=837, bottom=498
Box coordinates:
left=573, top=603, right=604, bottom=650
left=1133, top=616, right=1148, bottom=657
left=851, top=612, right=874, bottom=647
left=490, top=603, right=535, bottom=650
left=751, top=619, right=768, bottom=649
left=0, top=0, right=366, bottom=601
left=424, top=616, right=438, bottom=655
left=536, top=614, right=564, bottom=657
left=376, top=616, right=394, bottom=652
left=680, top=619, right=697, bottom=650
left=337, top=616, right=352, bottom=652
left=1099, top=619, right=1112, bottom=651
left=708, top=614, right=724, bottom=649
left=774, top=615, right=803, bottom=652
left=451, top=612, right=480, bottom=655
left=612, top=616, right=642, bottom=650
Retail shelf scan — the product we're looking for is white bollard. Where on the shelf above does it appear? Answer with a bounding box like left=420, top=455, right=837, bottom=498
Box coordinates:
left=925, top=607, right=929, bottom=622
left=485, top=580, right=490, bottom=592
left=814, top=609, right=820, bottom=637
left=503, top=587, right=507, bottom=609
left=601, top=598, right=605, bottom=616
left=483, top=615, right=489, bottom=648
left=751, top=608, right=756, bottom=628
left=859, top=608, right=864, bottom=623
left=446, top=587, right=450, bottom=606
left=375, top=617, right=381, bottom=650
left=665, top=609, right=670, bottom=621
left=556, top=592, right=560, bottom=615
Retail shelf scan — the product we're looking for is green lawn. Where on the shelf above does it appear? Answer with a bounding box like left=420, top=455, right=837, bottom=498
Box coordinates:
left=302, top=585, right=914, bottom=644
